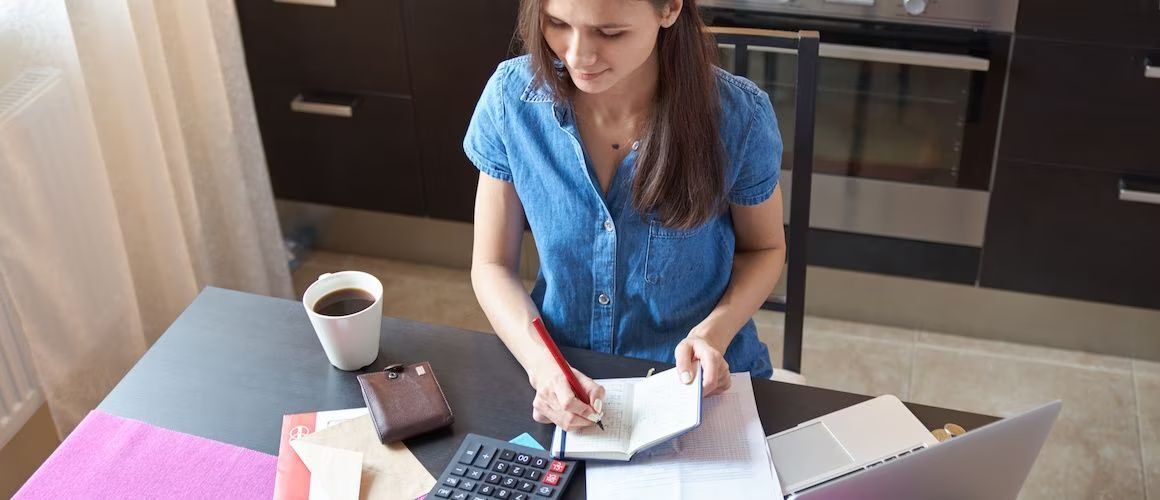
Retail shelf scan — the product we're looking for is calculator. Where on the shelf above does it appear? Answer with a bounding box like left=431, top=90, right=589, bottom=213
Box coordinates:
left=429, top=433, right=578, bottom=500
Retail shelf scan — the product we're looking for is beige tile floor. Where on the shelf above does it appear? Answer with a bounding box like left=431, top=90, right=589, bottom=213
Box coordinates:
left=295, top=251, right=1159, bottom=499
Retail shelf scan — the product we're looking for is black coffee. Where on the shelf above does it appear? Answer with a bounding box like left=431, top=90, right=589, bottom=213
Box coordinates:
left=313, top=288, right=375, bottom=316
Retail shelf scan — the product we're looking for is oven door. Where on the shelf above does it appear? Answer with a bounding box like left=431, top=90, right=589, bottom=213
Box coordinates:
left=704, top=10, right=1008, bottom=250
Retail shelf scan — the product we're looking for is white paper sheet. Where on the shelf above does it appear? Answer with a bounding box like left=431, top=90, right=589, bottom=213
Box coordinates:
left=585, top=374, right=782, bottom=499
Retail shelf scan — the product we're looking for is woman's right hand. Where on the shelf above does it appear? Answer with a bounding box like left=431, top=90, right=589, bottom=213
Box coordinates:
left=529, top=363, right=606, bottom=431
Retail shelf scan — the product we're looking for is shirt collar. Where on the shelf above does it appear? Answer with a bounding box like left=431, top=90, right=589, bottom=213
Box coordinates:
left=520, top=78, right=555, bottom=103
left=521, top=59, right=565, bottom=103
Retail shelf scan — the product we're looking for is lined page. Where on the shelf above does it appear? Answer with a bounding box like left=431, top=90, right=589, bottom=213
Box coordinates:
left=556, top=379, right=633, bottom=454
left=627, top=368, right=702, bottom=453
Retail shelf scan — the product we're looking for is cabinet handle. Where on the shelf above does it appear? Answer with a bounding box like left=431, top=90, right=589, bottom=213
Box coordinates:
left=273, top=0, right=337, bottom=7
left=1119, top=176, right=1160, bottom=205
left=290, top=94, right=355, bottom=118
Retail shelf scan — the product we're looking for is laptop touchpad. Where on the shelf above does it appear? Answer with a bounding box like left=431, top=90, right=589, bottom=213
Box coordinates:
left=767, top=422, right=855, bottom=489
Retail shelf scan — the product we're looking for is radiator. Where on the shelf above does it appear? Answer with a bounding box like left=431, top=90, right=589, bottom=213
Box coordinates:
left=0, top=69, right=59, bottom=448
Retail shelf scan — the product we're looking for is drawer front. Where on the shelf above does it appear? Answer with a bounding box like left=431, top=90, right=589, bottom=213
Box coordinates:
left=980, top=160, right=1160, bottom=309
left=1016, top=0, right=1160, bottom=48
left=1000, top=38, right=1160, bottom=175
left=253, top=84, right=425, bottom=215
left=235, top=0, right=411, bottom=95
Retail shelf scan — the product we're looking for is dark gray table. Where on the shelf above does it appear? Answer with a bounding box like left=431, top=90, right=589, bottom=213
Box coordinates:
left=99, top=287, right=996, bottom=499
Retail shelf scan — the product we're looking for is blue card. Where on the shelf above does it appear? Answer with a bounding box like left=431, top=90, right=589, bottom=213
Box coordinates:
left=509, top=432, right=545, bottom=451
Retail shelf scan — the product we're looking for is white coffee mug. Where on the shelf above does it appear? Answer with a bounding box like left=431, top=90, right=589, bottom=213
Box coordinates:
left=302, top=271, right=383, bottom=371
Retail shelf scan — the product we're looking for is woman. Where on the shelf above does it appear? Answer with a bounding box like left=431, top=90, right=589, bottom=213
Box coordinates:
left=466, top=0, right=785, bottom=432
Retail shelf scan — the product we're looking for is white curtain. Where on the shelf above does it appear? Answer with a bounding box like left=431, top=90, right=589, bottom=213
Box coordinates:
left=0, top=0, right=293, bottom=435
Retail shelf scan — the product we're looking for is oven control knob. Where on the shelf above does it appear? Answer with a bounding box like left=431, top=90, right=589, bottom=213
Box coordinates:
left=902, top=0, right=926, bottom=15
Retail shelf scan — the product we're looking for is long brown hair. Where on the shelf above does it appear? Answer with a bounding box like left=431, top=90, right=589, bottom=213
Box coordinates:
left=517, top=0, right=725, bottom=230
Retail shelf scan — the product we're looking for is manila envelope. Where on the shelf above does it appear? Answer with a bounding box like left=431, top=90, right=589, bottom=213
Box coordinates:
left=290, top=414, right=436, bottom=500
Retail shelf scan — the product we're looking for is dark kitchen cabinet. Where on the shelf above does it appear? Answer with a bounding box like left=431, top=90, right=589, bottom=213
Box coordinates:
left=1015, top=0, right=1160, bottom=48
left=253, top=83, right=425, bottom=215
left=402, top=0, right=521, bottom=222
left=235, top=0, right=412, bottom=95
left=235, top=0, right=521, bottom=221
left=235, top=0, right=425, bottom=215
left=999, top=37, right=1160, bottom=176
left=980, top=159, right=1160, bottom=310
left=986, top=33, right=1160, bottom=309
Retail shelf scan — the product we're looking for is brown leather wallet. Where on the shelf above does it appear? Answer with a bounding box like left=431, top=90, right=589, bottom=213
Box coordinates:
left=356, top=362, right=454, bottom=443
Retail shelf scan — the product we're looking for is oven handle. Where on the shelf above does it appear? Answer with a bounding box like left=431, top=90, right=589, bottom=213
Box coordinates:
left=721, top=42, right=990, bottom=72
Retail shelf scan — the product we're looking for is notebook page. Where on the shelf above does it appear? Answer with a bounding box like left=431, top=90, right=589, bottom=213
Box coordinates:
left=627, top=368, right=702, bottom=453
left=555, top=379, right=634, bottom=454
left=586, top=374, right=781, bottom=499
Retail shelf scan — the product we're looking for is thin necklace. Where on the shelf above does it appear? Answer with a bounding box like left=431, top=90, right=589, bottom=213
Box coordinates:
left=577, top=106, right=647, bottom=151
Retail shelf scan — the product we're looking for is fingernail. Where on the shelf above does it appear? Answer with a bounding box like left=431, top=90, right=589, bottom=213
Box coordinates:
left=586, top=413, right=601, bottom=423
left=680, top=371, right=693, bottom=384
left=593, top=399, right=603, bottom=413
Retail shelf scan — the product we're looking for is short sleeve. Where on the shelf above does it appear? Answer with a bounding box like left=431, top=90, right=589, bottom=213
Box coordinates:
left=728, top=92, right=783, bottom=206
left=463, top=63, right=513, bottom=182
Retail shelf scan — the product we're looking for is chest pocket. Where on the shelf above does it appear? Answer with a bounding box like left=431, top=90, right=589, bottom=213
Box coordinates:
left=644, top=218, right=719, bottom=285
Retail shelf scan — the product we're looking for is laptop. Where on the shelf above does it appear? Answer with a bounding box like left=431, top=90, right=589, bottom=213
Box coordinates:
left=766, top=395, right=939, bottom=496
left=792, top=400, right=1062, bottom=499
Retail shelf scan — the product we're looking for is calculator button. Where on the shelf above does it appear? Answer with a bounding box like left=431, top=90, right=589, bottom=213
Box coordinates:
left=493, top=462, right=509, bottom=473
left=514, top=453, right=532, bottom=465
left=434, top=487, right=454, bottom=498
left=451, top=465, right=468, bottom=476
left=548, top=460, right=567, bottom=473
left=542, top=472, right=560, bottom=486
left=517, top=480, right=535, bottom=492
left=501, top=477, right=518, bottom=488
left=452, top=492, right=469, bottom=500
left=512, top=494, right=529, bottom=500
left=495, top=489, right=511, bottom=499
left=509, top=466, right=525, bottom=478
left=459, top=480, right=477, bottom=491
left=485, top=473, right=502, bottom=484
left=530, top=457, right=548, bottom=469
left=526, top=470, right=542, bottom=481
left=459, top=443, right=482, bottom=465
left=536, top=485, right=554, bottom=496
left=499, top=449, right=517, bottom=461
left=479, top=484, right=495, bottom=496
left=472, top=497, right=487, bottom=500
left=444, top=477, right=461, bottom=488
left=475, top=447, right=497, bottom=469
left=467, top=469, right=484, bottom=480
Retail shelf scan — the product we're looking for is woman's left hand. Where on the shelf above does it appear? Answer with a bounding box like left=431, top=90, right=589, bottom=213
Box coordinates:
left=674, top=333, right=732, bottom=396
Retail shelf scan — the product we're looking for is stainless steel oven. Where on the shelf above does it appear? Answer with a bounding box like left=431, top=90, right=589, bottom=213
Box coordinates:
left=701, top=0, right=1016, bottom=273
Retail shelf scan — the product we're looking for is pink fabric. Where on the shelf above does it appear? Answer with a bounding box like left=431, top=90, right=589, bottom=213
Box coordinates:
left=15, top=410, right=276, bottom=500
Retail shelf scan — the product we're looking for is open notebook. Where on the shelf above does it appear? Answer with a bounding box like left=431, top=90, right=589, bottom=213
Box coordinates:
left=550, top=367, right=702, bottom=461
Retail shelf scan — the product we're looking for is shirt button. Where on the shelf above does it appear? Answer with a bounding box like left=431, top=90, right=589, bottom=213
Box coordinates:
left=603, top=219, right=615, bottom=232
left=597, top=293, right=610, bottom=305
left=631, top=141, right=640, bottom=151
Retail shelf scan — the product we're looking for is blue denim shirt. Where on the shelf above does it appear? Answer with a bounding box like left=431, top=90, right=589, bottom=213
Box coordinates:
left=464, top=55, right=782, bottom=378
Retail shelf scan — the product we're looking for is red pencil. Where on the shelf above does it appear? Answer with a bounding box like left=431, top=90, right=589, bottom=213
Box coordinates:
left=531, top=317, right=604, bottom=431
